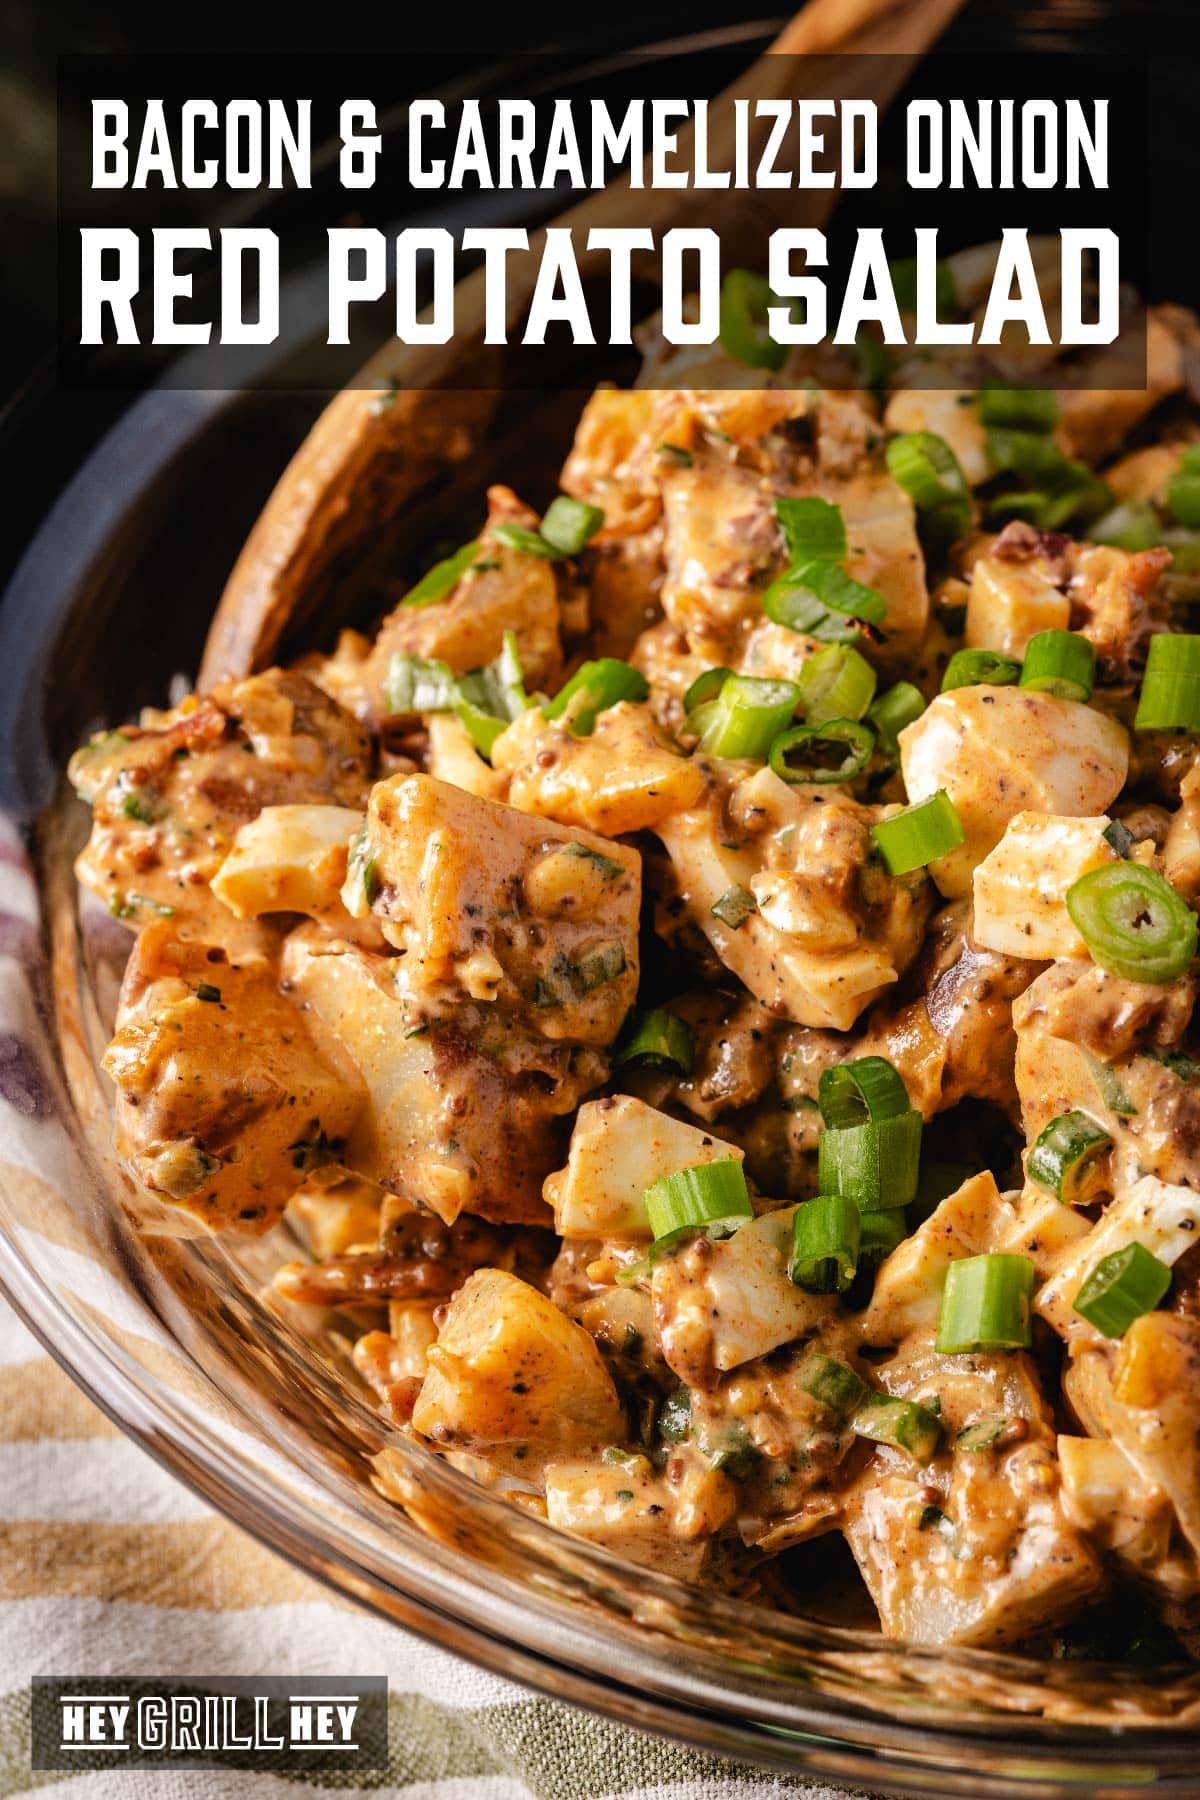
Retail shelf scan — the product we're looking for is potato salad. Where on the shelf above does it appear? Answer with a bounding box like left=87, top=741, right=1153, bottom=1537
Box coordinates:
left=69, top=267, right=1200, bottom=1661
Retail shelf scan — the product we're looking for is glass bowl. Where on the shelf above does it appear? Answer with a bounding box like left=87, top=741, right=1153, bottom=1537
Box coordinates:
left=4, top=18, right=1200, bottom=1794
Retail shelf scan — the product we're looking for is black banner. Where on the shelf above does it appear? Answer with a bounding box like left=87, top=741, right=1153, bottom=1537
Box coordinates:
left=56, top=50, right=1147, bottom=392
left=31, top=1675, right=388, bottom=1771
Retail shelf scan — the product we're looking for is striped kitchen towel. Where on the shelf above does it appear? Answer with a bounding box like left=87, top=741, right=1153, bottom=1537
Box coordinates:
left=0, top=1292, right=872, bottom=1800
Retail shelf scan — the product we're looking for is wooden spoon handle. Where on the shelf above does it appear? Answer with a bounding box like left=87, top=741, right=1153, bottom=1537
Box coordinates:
left=200, top=0, right=966, bottom=690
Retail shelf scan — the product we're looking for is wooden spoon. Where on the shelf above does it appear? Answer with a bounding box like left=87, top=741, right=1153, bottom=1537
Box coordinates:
left=200, top=0, right=967, bottom=689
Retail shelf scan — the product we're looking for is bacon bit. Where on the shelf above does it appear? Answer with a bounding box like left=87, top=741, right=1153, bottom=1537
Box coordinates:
left=992, top=520, right=1071, bottom=565
left=273, top=1252, right=471, bottom=1305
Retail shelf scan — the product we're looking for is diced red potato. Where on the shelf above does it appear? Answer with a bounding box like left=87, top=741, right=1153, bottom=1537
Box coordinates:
left=280, top=925, right=602, bottom=1226
left=844, top=1388, right=1102, bottom=1647
left=410, top=1269, right=624, bottom=1478
left=103, top=923, right=365, bottom=1231
left=425, top=714, right=508, bottom=802
left=343, top=774, right=640, bottom=1045
left=965, top=555, right=1070, bottom=660
left=333, top=487, right=565, bottom=727
left=492, top=701, right=706, bottom=836
left=1057, top=1435, right=1173, bottom=1578
left=1013, top=960, right=1200, bottom=1195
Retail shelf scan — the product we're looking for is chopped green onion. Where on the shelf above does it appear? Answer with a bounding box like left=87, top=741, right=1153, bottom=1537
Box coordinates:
left=852, top=1393, right=942, bottom=1464
left=1135, top=634, right=1200, bottom=732
left=697, top=1420, right=760, bottom=1480
left=711, top=884, right=757, bottom=930
left=683, top=667, right=732, bottom=713
left=790, top=1193, right=861, bottom=1293
left=977, top=387, right=1059, bottom=432
left=613, top=1008, right=695, bottom=1077
left=889, top=256, right=958, bottom=316
left=1085, top=1051, right=1138, bottom=1117
left=1088, top=501, right=1163, bottom=552
left=886, top=432, right=971, bottom=551
left=1027, top=1110, right=1112, bottom=1204
left=775, top=496, right=847, bottom=564
left=871, top=791, right=964, bottom=876
left=348, top=823, right=379, bottom=906
left=119, top=788, right=160, bottom=825
left=402, top=540, right=481, bottom=607
left=1073, top=1241, right=1172, bottom=1338
left=1164, top=531, right=1200, bottom=575
left=493, top=522, right=560, bottom=559
left=1066, top=863, right=1197, bottom=984
left=818, top=1113, right=922, bottom=1212
left=718, top=268, right=787, bottom=372
left=698, top=675, right=800, bottom=760
left=1020, top=630, right=1096, bottom=703
left=983, top=426, right=1111, bottom=530
left=855, top=331, right=893, bottom=392
left=561, top=842, right=626, bottom=879
left=986, top=428, right=1068, bottom=481
left=683, top=699, right=719, bottom=742
left=110, top=891, right=174, bottom=920
left=533, top=941, right=627, bottom=1007
left=936, top=1253, right=1035, bottom=1353
left=983, top=488, right=1051, bottom=527
left=1039, top=470, right=1112, bottom=530
left=818, top=1055, right=912, bottom=1128
left=195, top=982, right=222, bottom=1004
left=768, top=718, right=874, bottom=785
left=539, top=496, right=604, bottom=555
left=1147, top=1047, right=1200, bottom=1081
left=763, top=560, right=888, bottom=645
left=956, top=1418, right=1010, bottom=1452
left=941, top=648, right=1022, bottom=692
left=386, top=653, right=457, bottom=715
left=643, top=1157, right=753, bottom=1242
left=657, top=443, right=694, bottom=467
left=797, top=644, right=877, bottom=725
left=454, top=631, right=529, bottom=758
left=1166, top=449, right=1200, bottom=530
left=544, top=659, right=648, bottom=735
left=798, top=1352, right=867, bottom=1419
left=868, top=681, right=925, bottom=756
